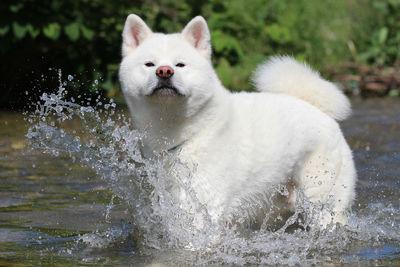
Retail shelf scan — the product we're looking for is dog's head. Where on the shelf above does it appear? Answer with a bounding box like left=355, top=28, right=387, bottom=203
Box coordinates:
left=119, top=15, right=219, bottom=116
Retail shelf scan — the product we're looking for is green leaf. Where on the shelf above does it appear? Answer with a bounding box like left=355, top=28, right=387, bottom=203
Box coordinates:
left=0, top=25, right=9, bottom=36
left=266, top=23, right=291, bottom=44
left=80, top=25, right=95, bottom=40
left=10, top=3, right=23, bottom=13
left=26, top=24, right=40, bottom=38
left=378, top=27, right=388, bottom=44
left=65, top=22, right=80, bottom=41
left=43, top=23, right=61, bottom=40
left=12, top=22, right=27, bottom=39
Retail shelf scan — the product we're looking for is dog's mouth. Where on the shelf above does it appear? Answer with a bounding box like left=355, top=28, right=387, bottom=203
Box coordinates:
left=149, top=86, right=184, bottom=97
left=147, top=79, right=185, bottom=97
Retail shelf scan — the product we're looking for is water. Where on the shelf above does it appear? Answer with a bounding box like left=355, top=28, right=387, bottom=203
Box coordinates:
left=0, top=77, right=399, bottom=265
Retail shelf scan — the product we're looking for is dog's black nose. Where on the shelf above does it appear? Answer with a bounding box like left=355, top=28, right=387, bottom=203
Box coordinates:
left=156, top=66, right=174, bottom=79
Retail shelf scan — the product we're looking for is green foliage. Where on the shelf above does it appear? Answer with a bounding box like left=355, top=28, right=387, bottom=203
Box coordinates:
left=64, top=22, right=80, bottom=41
left=0, top=0, right=398, bottom=109
left=43, top=23, right=61, bottom=40
left=80, top=25, right=95, bottom=40
left=12, top=22, right=27, bottom=39
left=26, top=24, right=40, bottom=38
left=0, top=25, right=9, bottom=36
left=356, top=0, right=400, bottom=66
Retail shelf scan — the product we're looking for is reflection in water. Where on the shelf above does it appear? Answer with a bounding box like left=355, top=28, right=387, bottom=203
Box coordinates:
left=0, top=77, right=399, bottom=265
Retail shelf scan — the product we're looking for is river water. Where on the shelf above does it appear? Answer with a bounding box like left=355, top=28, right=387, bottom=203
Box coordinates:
left=0, top=84, right=399, bottom=266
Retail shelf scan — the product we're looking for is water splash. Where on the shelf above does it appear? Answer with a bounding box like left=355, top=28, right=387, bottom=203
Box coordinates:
left=26, top=72, right=400, bottom=265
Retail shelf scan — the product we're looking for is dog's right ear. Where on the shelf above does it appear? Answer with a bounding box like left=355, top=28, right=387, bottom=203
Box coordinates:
left=122, top=14, right=152, bottom=57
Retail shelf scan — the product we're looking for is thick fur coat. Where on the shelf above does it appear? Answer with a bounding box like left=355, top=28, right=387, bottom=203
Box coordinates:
left=119, top=15, right=357, bottom=229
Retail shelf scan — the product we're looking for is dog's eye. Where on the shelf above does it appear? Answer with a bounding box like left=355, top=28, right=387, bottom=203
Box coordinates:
left=145, top=62, right=155, bottom=67
left=176, top=63, right=185, bottom=68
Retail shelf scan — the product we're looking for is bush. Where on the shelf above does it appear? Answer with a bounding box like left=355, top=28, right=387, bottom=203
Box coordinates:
left=355, top=0, right=400, bottom=66
left=0, top=0, right=397, bottom=109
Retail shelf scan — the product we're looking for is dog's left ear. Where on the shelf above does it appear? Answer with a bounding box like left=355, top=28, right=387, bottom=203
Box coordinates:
left=182, top=16, right=211, bottom=60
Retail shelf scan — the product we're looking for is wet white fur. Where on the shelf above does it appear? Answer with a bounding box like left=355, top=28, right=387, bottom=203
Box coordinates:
left=119, top=15, right=357, bottom=228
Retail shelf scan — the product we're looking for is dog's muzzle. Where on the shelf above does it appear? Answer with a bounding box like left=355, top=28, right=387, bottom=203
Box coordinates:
left=148, top=79, right=184, bottom=97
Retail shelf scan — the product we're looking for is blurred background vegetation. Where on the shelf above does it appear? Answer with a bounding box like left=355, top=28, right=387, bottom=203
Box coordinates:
left=1, top=0, right=399, bottom=110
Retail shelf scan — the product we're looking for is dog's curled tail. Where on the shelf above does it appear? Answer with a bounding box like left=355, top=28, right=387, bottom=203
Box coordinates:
left=252, top=56, right=351, bottom=121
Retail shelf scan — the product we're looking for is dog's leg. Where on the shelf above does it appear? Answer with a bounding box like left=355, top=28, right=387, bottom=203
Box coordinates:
left=296, top=138, right=356, bottom=228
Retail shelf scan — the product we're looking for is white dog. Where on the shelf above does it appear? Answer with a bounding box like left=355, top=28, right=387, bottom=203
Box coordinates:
left=119, top=15, right=356, bottom=229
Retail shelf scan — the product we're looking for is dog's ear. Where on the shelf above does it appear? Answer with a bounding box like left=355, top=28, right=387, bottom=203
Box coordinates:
left=122, top=14, right=152, bottom=57
left=182, top=16, right=211, bottom=60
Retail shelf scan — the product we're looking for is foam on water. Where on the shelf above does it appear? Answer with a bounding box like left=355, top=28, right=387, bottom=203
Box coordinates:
left=26, top=73, right=399, bottom=265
